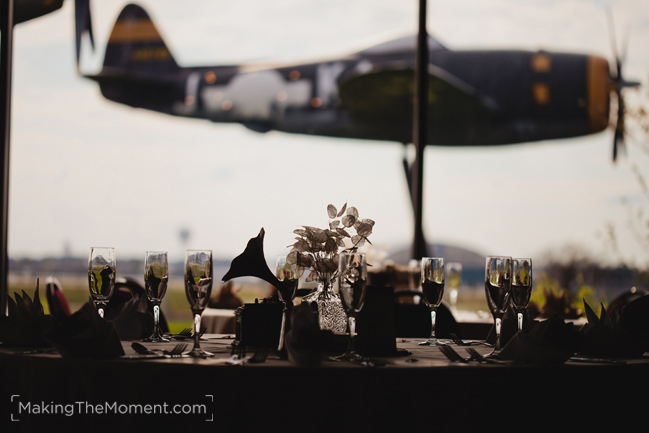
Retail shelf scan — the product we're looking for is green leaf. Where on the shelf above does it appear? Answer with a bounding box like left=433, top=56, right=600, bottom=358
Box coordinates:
left=356, top=222, right=373, bottom=237
left=347, top=207, right=359, bottom=218
left=337, top=202, right=347, bottom=217
left=327, top=204, right=337, bottom=219
left=336, top=228, right=351, bottom=238
left=342, top=215, right=356, bottom=227
left=293, top=239, right=310, bottom=252
left=287, top=251, right=299, bottom=265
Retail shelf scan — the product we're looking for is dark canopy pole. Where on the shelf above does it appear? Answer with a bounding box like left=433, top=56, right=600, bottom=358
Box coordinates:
left=412, top=0, right=428, bottom=261
left=0, top=0, right=14, bottom=317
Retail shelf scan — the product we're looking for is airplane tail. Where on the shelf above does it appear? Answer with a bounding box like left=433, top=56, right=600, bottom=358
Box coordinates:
left=75, top=1, right=179, bottom=75
left=102, top=3, right=179, bottom=74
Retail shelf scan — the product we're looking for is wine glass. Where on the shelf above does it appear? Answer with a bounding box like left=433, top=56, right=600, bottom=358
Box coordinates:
left=511, top=258, right=532, bottom=332
left=336, top=252, right=368, bottom=360
left=485, top=256, right=512, bottom=357
left=447, top=262, right=462, bottom=313
left=184, top=249, right=213, bottom=357
left=275, top=255, right=299, bottom=352
left=418, top=257, right=445, bottom=346
left=88, top=247, right=116, bottom=318
left=142, top=251, right=170, bottom=342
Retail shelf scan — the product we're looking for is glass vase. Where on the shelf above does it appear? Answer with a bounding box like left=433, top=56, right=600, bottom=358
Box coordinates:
left=301, top=274, right=347, bottom=334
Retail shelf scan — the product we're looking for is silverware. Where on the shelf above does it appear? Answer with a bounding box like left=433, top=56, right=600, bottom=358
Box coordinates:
left=465, top=347, right=512, bottom=364
left=569, top=356, right=627, bottom=364
left=448, top=333, right=478, bottom=346
left=440, top=344, right=470, bottom=363
left=248, top=348, right=269, bottom=364
left=129, top=342, right=187, bottom=358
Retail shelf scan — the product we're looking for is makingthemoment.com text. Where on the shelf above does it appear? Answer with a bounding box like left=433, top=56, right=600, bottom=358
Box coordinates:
left=15, top=400, right=208, bottom=417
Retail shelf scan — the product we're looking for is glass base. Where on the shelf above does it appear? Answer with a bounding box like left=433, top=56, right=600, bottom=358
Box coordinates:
left=142, top=330, right=170, bottom=343
left=185, top=348, right=214, bottom=358
left=418, top=338, right=447, bottom=346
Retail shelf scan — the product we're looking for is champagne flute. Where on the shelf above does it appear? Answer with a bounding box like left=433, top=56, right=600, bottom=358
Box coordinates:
left=447, top=262, right=462, bottom=313
left=511, top=258, right=532, bottom=332
left=184, top=249, right=213, bottom=357
left=88, top=247, right=116, bottom=318
left=485, top=256, right=512, bottom=357
left=418, top=257, right=445, bottom=346
left=275, top=255, right=299, bottom=352
left=142, top=251, right=170, bottom=342
left=336, top=252, right=367, bottom=360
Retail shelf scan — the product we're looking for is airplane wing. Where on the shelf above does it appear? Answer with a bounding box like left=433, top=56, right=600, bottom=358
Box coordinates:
left=14, top=0, right=64, bottom=24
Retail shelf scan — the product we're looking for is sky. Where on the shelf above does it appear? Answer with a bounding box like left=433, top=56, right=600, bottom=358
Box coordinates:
left=7, top=0, right=649, bottom=269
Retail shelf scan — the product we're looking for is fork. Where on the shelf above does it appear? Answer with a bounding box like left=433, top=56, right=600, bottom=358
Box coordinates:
left=248, top=348, right=269, bottom=364
left=166, top=343, right=187, bottom=358
left=465, top=347, right=511, bottom=364
left=439, top=344, right=470, bottom=363
left=449, top=333, right=472, bottom=346
left=226, top=346, right=250, bottom=365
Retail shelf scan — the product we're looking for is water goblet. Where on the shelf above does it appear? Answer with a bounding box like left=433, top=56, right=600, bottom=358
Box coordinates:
left=88, top=247, right=115, bottom=318
left=142, top=251, right=170, bottom=342
left=485, top=256, right=512, bottom=357
left=511, top=258, right=532, bottom=332
left=275, top=255, right=299, bottom=352
left=418, top=257, right=445, bottom=346
left=447, top=262, right=462, bottom=313
left=184, top=249, right=213, bottom=357
left=336, top=252, right=367, bottom=360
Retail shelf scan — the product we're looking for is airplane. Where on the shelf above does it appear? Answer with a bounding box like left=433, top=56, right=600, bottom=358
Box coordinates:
left=13, top=0, right=64, bottom=25
left=73, top=0, right=640, bottom=164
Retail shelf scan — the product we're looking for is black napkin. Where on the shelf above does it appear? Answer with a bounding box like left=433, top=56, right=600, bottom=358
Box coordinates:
left=285, top=303, right=332, bottom=367
left=578, top=298, right=647, bottom=358
left=485, top=305, right=533, bottom=346
left=104, top=291, right=154, bottom=340
left=498, top=315, right=578, bottom=365
left=616, top=294, right=649, bottom=354
left=222, top=228, right=296, bottom=302
left=44, top=300, right=124, bottom=358
left=0, top=281, right=53, bottom=347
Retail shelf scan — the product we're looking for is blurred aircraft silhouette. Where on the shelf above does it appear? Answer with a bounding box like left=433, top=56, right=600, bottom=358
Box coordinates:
left=74, top=1, right=639, bottom=162
left=14, top=0, right=64, bottom=24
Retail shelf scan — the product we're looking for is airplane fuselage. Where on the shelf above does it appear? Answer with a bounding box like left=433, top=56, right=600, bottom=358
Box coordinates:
left=87, top=4, right=611, bottom=147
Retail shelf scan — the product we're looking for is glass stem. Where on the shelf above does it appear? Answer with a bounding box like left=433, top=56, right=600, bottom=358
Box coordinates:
left=97, top=306, right=104, bottom=319
left=153, top=304, right=160, bottom=334
left=193, top=313, right=202, bottom=350
left=348, top=316, right=356, bottom=355
left=277, top=302, right=287, bottom=351
left=495, top=317, right=502, bottom=352
left=429, top=309, right=437, bottom=340
left=517, top=311, right=524, bottom=332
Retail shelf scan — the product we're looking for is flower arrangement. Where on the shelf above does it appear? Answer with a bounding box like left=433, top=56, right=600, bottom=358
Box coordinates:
left=286, top=203, right=374, bottom=284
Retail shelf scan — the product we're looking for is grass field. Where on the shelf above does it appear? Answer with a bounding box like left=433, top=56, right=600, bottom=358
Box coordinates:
left=8, top=272, right=493, bottom=334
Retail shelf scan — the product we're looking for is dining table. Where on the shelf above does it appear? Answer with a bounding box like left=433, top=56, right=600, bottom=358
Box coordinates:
left=1, top=332, right=647, bottom=433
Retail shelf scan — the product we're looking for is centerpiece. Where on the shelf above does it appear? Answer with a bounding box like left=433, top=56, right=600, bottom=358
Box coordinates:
left=286, top=203, right=374, bottom=333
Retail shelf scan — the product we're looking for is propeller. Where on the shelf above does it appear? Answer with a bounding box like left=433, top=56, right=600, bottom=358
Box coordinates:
left=607, top=8, right=640, bottom=162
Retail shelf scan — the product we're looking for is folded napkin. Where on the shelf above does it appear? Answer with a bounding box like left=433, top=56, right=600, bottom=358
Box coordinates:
left=104, top=291, right=154, bottom=340
left=578, top=298, right=647, bottom=358
left=285, top=303, right=333, bottom=367
left=45, top=276, right=71, bottom=319
left=0, top=281, right=53, bottom=347
left=44, top=300, right=124, bottom=358
left=222, top=228, right=296, bottom=303
left=498, top=315, right=578, bottom=365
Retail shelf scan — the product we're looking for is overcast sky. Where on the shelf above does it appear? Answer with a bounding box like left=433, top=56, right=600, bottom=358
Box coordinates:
left=8, top=0, right=649, bottom=269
